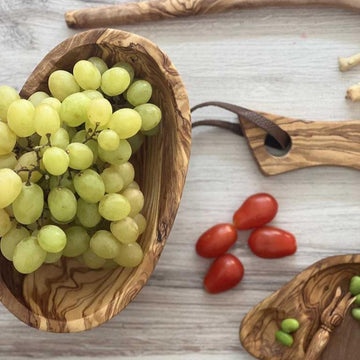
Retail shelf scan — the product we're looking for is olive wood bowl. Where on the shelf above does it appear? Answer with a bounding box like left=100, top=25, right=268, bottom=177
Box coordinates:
left=0, top=28, right=191, bottom=332
left=240, top=254, right=360, bottom=360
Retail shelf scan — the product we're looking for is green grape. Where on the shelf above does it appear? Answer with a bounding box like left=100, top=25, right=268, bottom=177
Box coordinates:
left=122, top=188, right=144, bottom=217
left=76, top=198, right=101, bottom=228
left=87, top=98, right=112, bottom=126
left=0, top=168, right=22, bottom=208
left=43, top=147, right=69, bottom=176
left=41, top=97, right=61, bottom=114
left=48, top=70, right=80, bottom=101
left=0, top=208, right=12, bottom=236
left=7, top=99, right=35, bottom=137
left=40, top=127, right=69, bottom=150
left=101, top=68, right=130, bottom=96
left=73, top=129, right=105, bottom=162
left=98, top=193, right=130, bottom=221
left=133, top=213, right=147, bottom=235
left=48, top=187, right=77, bottom=222
left=116, top=162, right=135, bottom=187
left=102, top=259, right=119, bottom=269
left=13, top=183, right=44, bottom=225
left=4, top=205, right=14, bottom=217
left=28, top=91, right=49, bottom=107
left=62, top=226, right=90, bottom=257
left=13, top=236, right=46, bottom=274
left=0, top=85, right=20, bottom=122
left=60, top=92, right=91, bottom=127
left=98, top=130, right=119, bottom=151
left=114, top=242, right=143, bottom=268
left=86, top=140, right=98, bottom=163
left=88, top=57, right=108, bottom=75
left=63, top=124, right=77, bottom=139
left=0, top=152, right=17, bottom=169
left=71, top=129, right=87, bottom=143
left=110, top=217, right=139, bottom=244
left=90, top=230, right=121, bottom=259
left=127, top=132, right=145, bottom=153
left=0, top=122, right=16, bottom=155
left=49, top=172, right=75, bottom=192
left=101, top=166, right=124, bottom=193
left=37, top=225, right=67, bottom=253
left=73, top=60, right=101, bottom=90
left=73, top=169, right=105, bottom=203
left=113, top=61, right=135, bottom=83
left=98, top=139, right=132, bottom=165
left=141, top=123, right=160, bottom=136
left=82, top=90, right=104, bottom=100
left=44, top=251, right=63, bottom=264
left=67, top=143, right=93, bottom=170
left=14, top=151, right=43, bottom=183
left=82, top=248, right=106, bottom=269
left=126, top=181, right=140, bottom=190
left=108, top=108, right=141, bottom=139
left=135, top=104, right=162, bottom=132
left=34, top=103, right=60, bottom=136
left=126, top=80, right=152, bottom=106
left=0, top=226, right=29, bottom=261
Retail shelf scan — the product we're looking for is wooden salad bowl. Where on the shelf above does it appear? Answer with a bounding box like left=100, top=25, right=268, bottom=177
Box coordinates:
left=0, top=28, right=191, bottom=332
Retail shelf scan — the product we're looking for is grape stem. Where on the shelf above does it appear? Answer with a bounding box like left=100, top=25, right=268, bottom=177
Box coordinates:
left=15, top=166, right=46, bottom=186
left=83, top=123, right=100, bottom=143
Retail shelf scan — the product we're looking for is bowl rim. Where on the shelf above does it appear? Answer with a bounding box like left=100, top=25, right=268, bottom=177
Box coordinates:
left=0, top=28, right=192, bottom=332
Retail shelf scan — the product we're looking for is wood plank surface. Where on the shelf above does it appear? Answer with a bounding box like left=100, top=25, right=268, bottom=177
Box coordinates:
left=0, top=1, right=360, bottom=359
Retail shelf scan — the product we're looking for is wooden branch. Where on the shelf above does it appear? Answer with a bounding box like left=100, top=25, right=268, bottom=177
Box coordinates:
left=65, top=0, right=360, bottom=28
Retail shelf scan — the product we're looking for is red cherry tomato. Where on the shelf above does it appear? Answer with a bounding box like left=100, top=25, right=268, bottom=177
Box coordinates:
left=248, top=226, right=296, bottom=259
left=196, top=223, right=237, bottom=258
left=204, top=254, right=244, bottom=294
left=233, top=193, right=278, bottom=230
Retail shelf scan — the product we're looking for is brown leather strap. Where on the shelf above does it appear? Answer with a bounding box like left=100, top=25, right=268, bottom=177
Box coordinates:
left=191, top=101, right=291, bottom=150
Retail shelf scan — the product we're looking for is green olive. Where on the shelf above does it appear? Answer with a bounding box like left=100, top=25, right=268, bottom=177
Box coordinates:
left=349, top=276, right=360, bottom=296
left=355, top=294, right=360, bottom=306
left=275, top=330, right=294, bottom=347
left=281, top=318, right=300, bottom=333
left=352, top=308, right=360, bottom=321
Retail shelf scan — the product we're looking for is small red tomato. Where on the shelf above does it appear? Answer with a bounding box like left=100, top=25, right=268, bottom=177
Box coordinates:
left=204, top=254, right=244, bottom=294
left=196, top=223, right=237, bottom=258
left=233, top=193, right=278, bottom=230
left=248, top=226, right=296, bottom=259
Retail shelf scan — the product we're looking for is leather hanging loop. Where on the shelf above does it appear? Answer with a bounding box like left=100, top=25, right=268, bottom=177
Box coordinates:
left=191, top=101, right=291, bottom=150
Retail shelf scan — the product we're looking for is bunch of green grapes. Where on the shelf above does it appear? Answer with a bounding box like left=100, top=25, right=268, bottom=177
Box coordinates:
left=0, top=57, right=161, bottom=274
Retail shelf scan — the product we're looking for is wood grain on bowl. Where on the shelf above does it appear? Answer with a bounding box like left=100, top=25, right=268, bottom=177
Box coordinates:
left=0, top=28, right=191, bottom=332
left=240, top=254, right=360, bottom=360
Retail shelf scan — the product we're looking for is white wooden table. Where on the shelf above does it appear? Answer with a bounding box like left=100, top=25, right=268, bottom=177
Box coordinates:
left=1, top=1, right=360, bottom=359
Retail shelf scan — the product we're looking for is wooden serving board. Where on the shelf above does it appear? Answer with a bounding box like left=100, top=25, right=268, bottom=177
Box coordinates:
left=240, top=255, right=360, bottom=360
left=239, top=114, right=360, bottom=176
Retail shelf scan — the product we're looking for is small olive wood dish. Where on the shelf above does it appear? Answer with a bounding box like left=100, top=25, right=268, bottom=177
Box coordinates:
left=240, top=254, right=360, bottom=360
left=0, top=29, right=191, bottom=333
